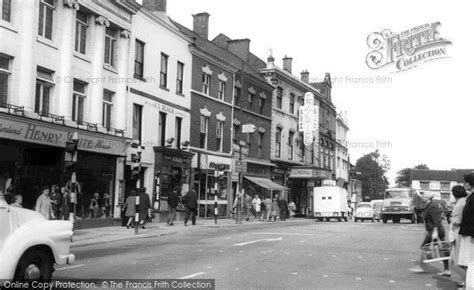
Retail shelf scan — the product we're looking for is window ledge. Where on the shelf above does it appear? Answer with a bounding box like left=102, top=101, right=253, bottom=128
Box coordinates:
left=0, top=21, right=17, bottom=33
left=103, top=64, right=118, bottom=74
left=134, top=75, right=146, bottom=82
left=73, top=51, right=91, bottom=63
left=176, top=92, right=185, bottom=97
left=159, top=85, right=169, bottom=92
left=36, top=36, right=58, bottom=50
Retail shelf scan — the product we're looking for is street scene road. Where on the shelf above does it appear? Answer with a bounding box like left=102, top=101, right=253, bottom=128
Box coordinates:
left=54, top=219, right=462, bottom=289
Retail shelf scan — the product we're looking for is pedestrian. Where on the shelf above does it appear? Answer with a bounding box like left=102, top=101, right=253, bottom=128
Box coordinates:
left=50, top=185, right=61, bottom=220
left=449, top=185, right=467, bottom=272
left=88, top=192, right=101, bottom=219
left=167, top=187, right=180, bottom=226
left=60, top=186, right=70, bottom=220
left=263, top=196, right=272, bottom=221
left=138, top=187, right=151, bottom=229
left=457, top=173, right=474, bottom=286
left=11, top=194, right=23, bottom=208
left=123, top=190, right=136, bottom=229
left=277, top=195, right=288, bottom=222
left=270, top=197, right=280, bottom=222
left=409, top=191, right=450, bottom=275
left=35, top=186, right=54, bottom=220
left=288, top=200, right=297, bottom=218
left=252, top=194, right=262, bottom=220
left=244, top=193, right=252, bottom=221
left=101, top=192, right=111, bottom=219
left=184, top=189, right=198, bottom=226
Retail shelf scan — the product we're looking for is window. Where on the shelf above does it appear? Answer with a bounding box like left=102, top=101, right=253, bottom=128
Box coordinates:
left=276, top=87, right=283, bottom=109
left=259, top=97, right=265, bottom=114
left=102, top=90, right=113, bottom=128
left=0, top=55, right=11, bottom=105
left=104, top=27, right=116, bottom=67
left=201, top=73, right=210, bottom=95
left=300, top=133, right=305, bottom=163
left=74, top=11, right=88, bottom=54
left=38, top=0, right=54, bottom=40
left=200, top=115, right=209, bottom=149
left=420, top=181, right=430, bottom=191
left=247, top=133, right=252, bottom=155
left=440, top=182, right=451, bottom=191
left=132, top=104, right=142, bottom=142
left=160, top=53, right=168, bottom=88
left=289, top=93, right=295, bottom=114
left=288, top=131, right=294, bottom=160
left=233, top=124, right=240, bottom=144
left=175, top=117, right=182, bottom=149
left=216, top=120, right=223, bottom=151
left=248, top=91, right=254, bottom=105
left=1, top=0, right=11, bottom=22
left=234, top=86, right=241, bottom=106
left=159, top=112, right=167, bottom=147
left=134, top=40, right=144, bottom=78
left=258, top=132, right=264, bottom=159
left=218, top=80, right=226, bottom=100
left=72, top=80, right=86, bottom=123
left=176, top=62, right=184, bottom=94
left=275, top=127, right=282, bottom=158
left=35, top=67, right=54, bottom=114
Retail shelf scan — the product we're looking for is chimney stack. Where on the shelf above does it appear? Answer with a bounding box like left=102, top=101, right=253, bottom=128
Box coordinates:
left=266, top=54, right=275, bottom=68
left=282, top=56, right=293, bottom=73
left=193, top=12, right=210, bottom=40
left=142, top=0, right=167, bottom=13
left=300, top=70, right=309, bottom=83
left=228, top=39, right=250, bottom=61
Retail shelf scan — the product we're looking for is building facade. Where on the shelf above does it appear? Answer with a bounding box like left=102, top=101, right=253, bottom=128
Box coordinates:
left=410, top=169, right=468, bottom=204
left=336, top=111, right=349, bottom=187
left=0, top=0, right=139, bottom=224
left=128, top=2, right=193, bottom=215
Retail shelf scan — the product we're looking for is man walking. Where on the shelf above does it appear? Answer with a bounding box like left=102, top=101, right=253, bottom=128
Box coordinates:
left=184, top=189, right=198, bottom=226
left=167, top=187, right=180, bottom=226
left=277, top=194, right=288, bottom=222
left=138, top=188, right=151, bottom=229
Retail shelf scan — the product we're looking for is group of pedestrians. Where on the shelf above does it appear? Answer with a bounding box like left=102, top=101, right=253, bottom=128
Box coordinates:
left=234, top=193, right=297, bottom=222
left=123, top=187, right=151, bottom=229
left=412, top=173, right=474, bottom=288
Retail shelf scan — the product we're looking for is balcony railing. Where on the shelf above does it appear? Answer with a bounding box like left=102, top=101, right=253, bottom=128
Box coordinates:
left=77, top=121, right=98, bottom=132
left=106, top=126, right=125, bottom=137
left=38, top=111, right=65, bottom=125
left=0, top=102, right=24, bottom=116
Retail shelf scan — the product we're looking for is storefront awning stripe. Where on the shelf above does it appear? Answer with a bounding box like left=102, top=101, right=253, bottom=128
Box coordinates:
left=244, top=176, right=288, bottom=191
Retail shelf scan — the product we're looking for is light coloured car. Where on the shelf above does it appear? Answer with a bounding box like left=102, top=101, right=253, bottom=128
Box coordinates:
left=0, top=194, right=75, bottom=282
left=354, top=202, right=375, bottom=222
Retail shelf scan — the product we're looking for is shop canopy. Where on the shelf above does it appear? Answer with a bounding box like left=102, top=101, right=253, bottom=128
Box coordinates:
left=244, top=176, right=288, bottom=191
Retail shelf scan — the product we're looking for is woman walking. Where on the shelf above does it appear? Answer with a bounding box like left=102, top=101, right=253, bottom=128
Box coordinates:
left=35, top=186, right=53, bottom=220
left=457, top=173, right=474, bottom=286
left=123, top=191, right=137, bottom=229
left=270, top=197, right=280, bottom=222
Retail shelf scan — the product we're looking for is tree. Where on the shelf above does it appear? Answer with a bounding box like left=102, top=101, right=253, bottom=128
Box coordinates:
left=395, top=164, right=430, bottom=187
left=354, top=150, right=390, bottom=201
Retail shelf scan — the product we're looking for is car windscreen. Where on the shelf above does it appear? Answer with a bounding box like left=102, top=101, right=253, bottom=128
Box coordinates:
left=357, top=204, right=371, bottom=208
left=385, top=190, right=409, bottom=198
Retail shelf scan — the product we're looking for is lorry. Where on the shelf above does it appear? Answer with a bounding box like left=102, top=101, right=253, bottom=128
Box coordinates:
left=313, top=186, right=349, bottom=222
left=381, top=187, right=421, bottom=224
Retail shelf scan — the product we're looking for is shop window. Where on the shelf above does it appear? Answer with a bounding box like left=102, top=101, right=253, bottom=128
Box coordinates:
left=218, top=80, right=225, bottom=100
left=104, top=27, right=116, bottom=67
left=160, top=53, right=168, bottom=88
left=201, top=73, right=210, bottom=95
left=176, top=62, right=184, bottom=94
left=216, top=120, right=223, bottom=152
left=75, top=11, right=88, bottom=55
left=102, top=90, right=113, bottom=129
left=134, top=39, right=145, bottom=78
left=35, top=67, right=54, bottom=115
left=38, top=0, right=54, bottom=40
left=0, top=55, right=11, bottom=105
left=175, top=117, right=182, bottom=149
left=275, top=127, right=282, bottom=158
left=132, top=104, right=142, bottom=142
left=200, top=115, right=208, bottom=149
left=440, top=182, right=450, bottom=191
left=159, top=112, right=167, bottom=147
left=1, top=0, right=11, bottom=22
left=72, top=80, right=86, bottom=123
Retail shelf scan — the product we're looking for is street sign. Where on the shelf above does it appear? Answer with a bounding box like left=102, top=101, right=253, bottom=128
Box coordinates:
left=242, top=123, right=257, bottom=133
left=298, top=92, right=319, bottom=146
left=234, top=160, right=247, bottom=172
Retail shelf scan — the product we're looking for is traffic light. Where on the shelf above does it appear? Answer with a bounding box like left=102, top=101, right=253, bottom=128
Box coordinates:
left=65, top=138, right=79, bottom=171
left=129, top=141, right=143, bottom=180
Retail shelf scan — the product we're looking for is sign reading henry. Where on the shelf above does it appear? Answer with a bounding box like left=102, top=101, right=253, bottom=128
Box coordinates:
left=366, top=22, right=452, bottom=72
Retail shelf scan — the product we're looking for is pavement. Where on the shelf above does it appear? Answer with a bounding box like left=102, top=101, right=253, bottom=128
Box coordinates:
left=71, top=217, right=311, bottom=248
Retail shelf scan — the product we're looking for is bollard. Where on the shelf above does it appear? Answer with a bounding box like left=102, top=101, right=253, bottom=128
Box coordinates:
left=214, top=195, right=218, bottom=224
left=135, top=195, right=139, bottom=234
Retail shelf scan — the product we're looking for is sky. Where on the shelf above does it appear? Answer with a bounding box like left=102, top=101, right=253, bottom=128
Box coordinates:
left=167, top=0, right=474, bottom=185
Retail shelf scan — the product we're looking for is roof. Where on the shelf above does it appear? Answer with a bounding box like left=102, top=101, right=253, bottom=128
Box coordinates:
left=453, top=169, right=474, bottom=183
left=410, top=169, right=458, bottom=182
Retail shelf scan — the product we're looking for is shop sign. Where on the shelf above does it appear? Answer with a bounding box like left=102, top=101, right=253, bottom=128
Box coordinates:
left=247, top=163, right=269, bottom=177
left=159, top=104, right=186, bottom=118
left=164, top=154, right=185, bottom=164
left=289, top=168, right=332, bottom=179
left=0, top=116, right=127, bottom=156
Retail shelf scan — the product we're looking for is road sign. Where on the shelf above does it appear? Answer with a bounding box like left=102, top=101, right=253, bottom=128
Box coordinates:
left=234, top=160, right=247, bottom=172
left=242, top=124, right=257, bottom=133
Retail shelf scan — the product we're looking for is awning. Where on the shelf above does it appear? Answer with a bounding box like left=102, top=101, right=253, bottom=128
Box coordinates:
left=244, top=176, right=288, bottom=191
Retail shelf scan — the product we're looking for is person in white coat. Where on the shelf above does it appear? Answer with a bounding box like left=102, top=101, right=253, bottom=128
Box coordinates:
left=252, top=195, right=262, bottom=220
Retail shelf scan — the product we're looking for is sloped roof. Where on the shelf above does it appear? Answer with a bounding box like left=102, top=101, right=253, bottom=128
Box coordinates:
left=410, top=169, right=458, bottom=182
left=453, top=169, right=474, bottom=183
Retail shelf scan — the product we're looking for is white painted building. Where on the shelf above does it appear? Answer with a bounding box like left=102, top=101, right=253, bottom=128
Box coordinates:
left=0, top=0, right=140, bottom=222
left=128, top=1, right=193, bottom=211
left=336, top=111, right=349, bottom=186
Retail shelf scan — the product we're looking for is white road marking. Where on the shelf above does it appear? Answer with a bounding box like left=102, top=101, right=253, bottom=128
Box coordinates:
left=358, top=256, right=362, bottom=259
left=239, top=250, right=244, bottom=253
left=425, top=284, right=432, bottom=287
left=323, top=275, right=329, bottom=278
left=55, top=264, right=85, bottom=271
left=308, top=254, right=313, bottom=257
left=233, top=237, right=282, bottom=246
left=253, top=232, right=313, bottom=236
left=332, top=255, right=337, bottom=258
left=389, top=280, right=395, bottom=283
left=179, top=272, right=205, bottom=279
left=224, top=237, right=230, bottom=240
left=235, top=268, right=240, bottom=271
left=292, top=272, right=298, bottom=275
left=207, top=266, right=213, bottom=269
left=284, top=252, right=290, bottom=255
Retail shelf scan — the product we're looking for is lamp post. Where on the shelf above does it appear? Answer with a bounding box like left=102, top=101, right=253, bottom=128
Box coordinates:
left=65, top=132, right=79, bottom=223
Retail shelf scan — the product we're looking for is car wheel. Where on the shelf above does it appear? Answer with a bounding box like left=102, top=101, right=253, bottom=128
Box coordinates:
left=371, top=218, right=374, bottom=222
left=14, top=248, right=53, bottom=282
left=382, top=218, right=387, bottom=224
left=338, top=218, right=342, bottom=222
left=411, top=214, right=416, bottom=224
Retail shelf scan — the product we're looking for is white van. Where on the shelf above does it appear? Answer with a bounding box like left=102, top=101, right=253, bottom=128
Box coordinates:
left=313, top=186, right=349, bottom=222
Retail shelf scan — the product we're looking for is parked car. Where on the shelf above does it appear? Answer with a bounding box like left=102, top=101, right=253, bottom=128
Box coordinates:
left=0, top=194, right=75, bottom=283
left=354, top=202, right=375, bottom=222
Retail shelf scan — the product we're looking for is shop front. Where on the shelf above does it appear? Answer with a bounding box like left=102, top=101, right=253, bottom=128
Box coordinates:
left=193, top=153, right=232, bottom=218
left=288, top=166, right=333, bottom=217
left=152, top=146, right=194, bottom=219
left=242, top=161, right=287, bottom=200
left=0, top=112, right=128, bottom=226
